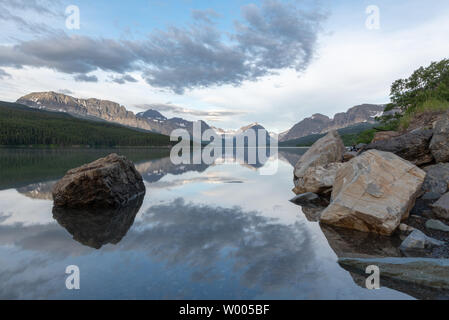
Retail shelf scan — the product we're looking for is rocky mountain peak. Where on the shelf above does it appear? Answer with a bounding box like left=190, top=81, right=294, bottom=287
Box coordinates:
left=16, top=92, right=212, bottom=137
left=238, top=122, right=264, bottom=132
left=280, top=104, right=385, bottom=142
left=136, top=109, right=167, bottom=122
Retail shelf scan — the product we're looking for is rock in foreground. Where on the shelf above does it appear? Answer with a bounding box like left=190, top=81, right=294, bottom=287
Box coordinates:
left=293, top=130, right=345, bottom=195
left=364, top=128, right=434, bottom=166
left=430, top=112, right=449, bottom=163
left=399, top=229, right=444, bottom=253
left=421, top=163, right=449, bottom=197
left=52, top=153, right=145, bottom=208
left=432, top=192, right=449, bottom=219
left=320, top=150, right=426, bottom=235
left=371, top=131, right=401, bottom=143
left=425, top=219, right=449, bottom=232
left=293, top=162, right=344, bottom=195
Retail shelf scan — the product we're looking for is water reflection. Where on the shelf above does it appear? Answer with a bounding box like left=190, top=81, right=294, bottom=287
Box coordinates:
left=278, top=148, right=307, bottom=167
left=0, top=148, right=170, bottom=190
left=17, top=181, right=56, bottom=200
left=320, top=224, right=403, bottom=259
left=128, top=198, right=317, bottom=290
left=338, top=258, right=449, bottom=300
left=14, top=148, right=303, bottom=200
left=0, top=197, right=321, bottom=298
left=0, top=147, right=412, bottom=299
left=135, top=157, right=210, bottom=183
left=53, top=195, right=144, bottom=249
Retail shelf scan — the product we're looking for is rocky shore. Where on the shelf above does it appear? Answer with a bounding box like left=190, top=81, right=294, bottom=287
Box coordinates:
left=290, top=110, right=449, bottom=298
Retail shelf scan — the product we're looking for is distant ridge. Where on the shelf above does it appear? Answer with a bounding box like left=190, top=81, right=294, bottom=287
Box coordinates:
left=280, top=104, right=385, bottom=142
left=17, top=92, right=213, bottom=137
left=279, top=122, right=377, bottom=147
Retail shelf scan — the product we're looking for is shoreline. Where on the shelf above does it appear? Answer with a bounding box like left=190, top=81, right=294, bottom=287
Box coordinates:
left=0, top=145, right=174, bottom=149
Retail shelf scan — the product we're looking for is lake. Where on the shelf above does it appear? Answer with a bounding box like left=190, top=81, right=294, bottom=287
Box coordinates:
left=0, top=148, right=412, bottom=299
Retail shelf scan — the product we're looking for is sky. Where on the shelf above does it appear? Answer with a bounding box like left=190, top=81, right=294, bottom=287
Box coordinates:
left=0, top=0, right=448, bottom=132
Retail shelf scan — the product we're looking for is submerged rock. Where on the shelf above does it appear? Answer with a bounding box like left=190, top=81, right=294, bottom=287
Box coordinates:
left=426, top=219, right=449, bottom=232
left=364, top=128, right=434, bottom=166
left=338, top=257, right=449, bottom=300
left=53, top=195, right=144, bottom=249
left=430, top=113, right=449, bottom=163
left=290, top=192, right=329, bottom=222
left=293, top=130, right=345, bottom=195
left=52, top=153, right=145, bottom=208
left=289, top=192, right=329, bottom=207
left=432, top=192, right=449, bottom=219
left=320, top=150, right=426, bottom=235
left=321, top=224, right=402, bottom=258
left=399, top=230, right=444, bottom=253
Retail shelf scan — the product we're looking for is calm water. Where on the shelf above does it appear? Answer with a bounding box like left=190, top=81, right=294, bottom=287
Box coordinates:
left=0, top=148, right=412, bottom=299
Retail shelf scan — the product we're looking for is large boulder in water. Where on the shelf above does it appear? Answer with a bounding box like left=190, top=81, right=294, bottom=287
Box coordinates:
left=293, top=130, right=345, bottom=195
left=364, top=128, right=434, bottom=166
left=320, top=150, right=426, bottom=235
left=52, top=153, right=145, bottom=208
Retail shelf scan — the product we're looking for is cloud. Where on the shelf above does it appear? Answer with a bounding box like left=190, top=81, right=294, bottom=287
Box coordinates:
left=234, top=0, right=324, bottom=72
left=0, top=35, right=136, bottom=74
left=191, top=8, right=220, bottom=24
left=136, top=102, right=246, bottom=118
left=74, top=73, right=98, bottom=82
left=0, top=0, right=62, bottom=38
left=57, top=89, right=73, bottom=95
left=0, top=0, right=61, bottom=15
left=0, top=69, right=11, bottom=79
left=0, top=0, right=326, bottom=94
left=111, top=74, right=138, bottom=84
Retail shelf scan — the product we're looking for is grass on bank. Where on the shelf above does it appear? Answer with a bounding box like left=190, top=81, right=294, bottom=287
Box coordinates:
left=398, top=98, right=449, bottom=130
left=341, top=117, right=402, bottom=146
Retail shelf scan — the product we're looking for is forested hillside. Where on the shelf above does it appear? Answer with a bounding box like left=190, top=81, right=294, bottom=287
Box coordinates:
left=0, top=101, right=172, bottom=147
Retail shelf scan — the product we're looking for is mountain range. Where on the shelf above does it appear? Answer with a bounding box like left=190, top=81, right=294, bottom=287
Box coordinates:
left=279, top=104, right=385, bottom=142
left=16, top=92, right=386, bottom=143
left=17, top=92, right=212, bottom=137
left=16, top=91, right=275, bottom=141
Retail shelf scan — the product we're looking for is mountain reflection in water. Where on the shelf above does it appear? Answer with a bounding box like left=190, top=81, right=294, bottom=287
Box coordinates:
left=0, top=147, right=412, bottom=299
